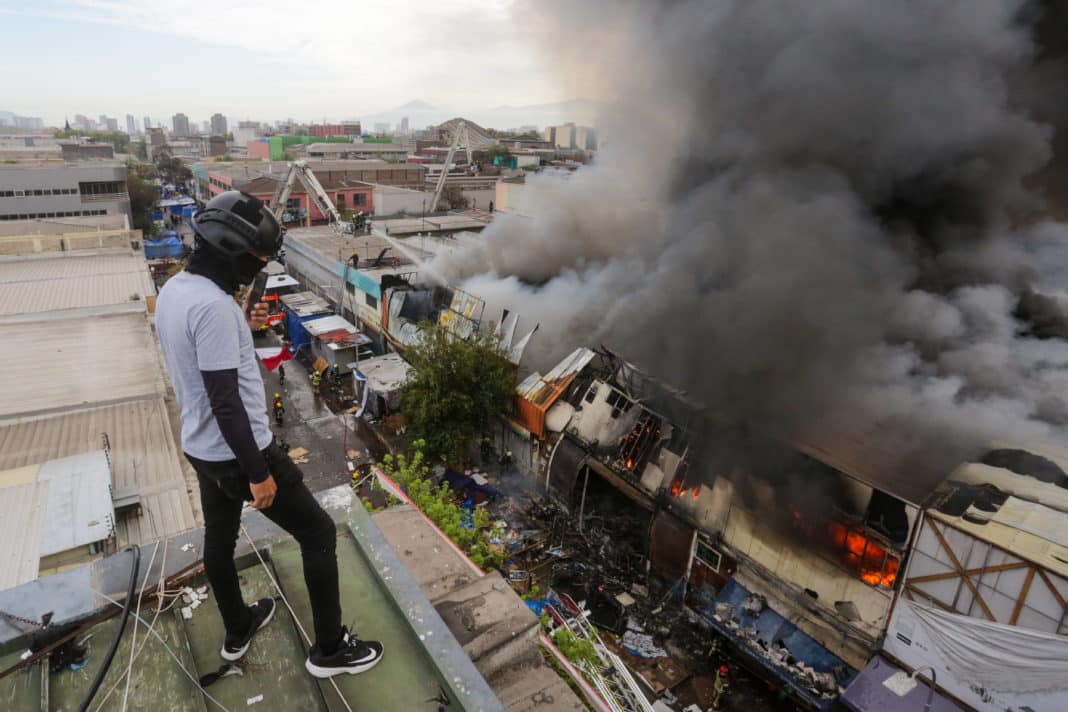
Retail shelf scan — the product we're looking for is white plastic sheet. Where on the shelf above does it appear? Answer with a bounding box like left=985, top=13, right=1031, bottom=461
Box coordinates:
left=906, top=600, right=1068, bottom=694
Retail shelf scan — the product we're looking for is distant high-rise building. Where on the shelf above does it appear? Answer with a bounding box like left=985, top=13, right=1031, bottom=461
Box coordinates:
left=543, top=126, right=556, bottom=144
left=373, top=122, right=389, bottom=135
left=201, top=120, right=210, bottom=134
left=574, top=125, right=596, bottom=151
left=341, top=121, right=361, bottom=136
left=237, top=120, right=260, bottom=130
left=172, top=112, right=190, bottom=137
left=210, top=113, right=227, bottom=136
left=399, top=116, right=409, bottom=135
left=143, top=116, right=152, bottom=130
left=105, top=117, right=119, bottom=132
left=126, top=114, right=136, bottom=135
left=98, top=114, right=108, bottom=128
left=12, top=115, right=44, bottom=130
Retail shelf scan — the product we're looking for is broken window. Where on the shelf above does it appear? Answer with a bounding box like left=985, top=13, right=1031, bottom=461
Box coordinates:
left=695, top=538, right=721, bottom=572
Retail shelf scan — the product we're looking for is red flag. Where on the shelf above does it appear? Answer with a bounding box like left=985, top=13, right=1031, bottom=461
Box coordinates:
left=260, top=345, right=293, bottom=371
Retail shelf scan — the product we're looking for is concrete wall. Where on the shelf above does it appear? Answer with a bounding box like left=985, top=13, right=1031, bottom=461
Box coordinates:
left=371, top=184, right=429, bottom=216
left=0, top=164, right=130, bottom=220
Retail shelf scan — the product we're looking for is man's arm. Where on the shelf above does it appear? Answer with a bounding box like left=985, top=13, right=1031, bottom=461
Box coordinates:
left=201, top=369, right=276, bottom=509
left=201, top=369, right=270, bottom=484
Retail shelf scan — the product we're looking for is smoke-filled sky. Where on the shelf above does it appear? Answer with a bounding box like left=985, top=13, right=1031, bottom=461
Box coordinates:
left=435, top=0, right=1068, bottom=502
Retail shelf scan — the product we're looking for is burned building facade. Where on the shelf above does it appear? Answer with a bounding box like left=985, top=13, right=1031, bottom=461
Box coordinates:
left=493, top=347, right=925, bottom=706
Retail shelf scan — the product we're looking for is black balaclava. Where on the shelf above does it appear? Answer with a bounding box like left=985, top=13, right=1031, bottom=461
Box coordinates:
left=185, top=236, right=264, bottom=294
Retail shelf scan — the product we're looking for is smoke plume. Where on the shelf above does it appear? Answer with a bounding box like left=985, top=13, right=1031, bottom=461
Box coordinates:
left=433, top=0, right=1068, bottom=502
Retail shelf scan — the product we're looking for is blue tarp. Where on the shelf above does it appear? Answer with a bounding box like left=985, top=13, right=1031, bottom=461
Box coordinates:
left=181, top=205, right=196, bottom=218
left=702, top=578, right=857, bottom=710
left=283, top=308, right=331, bottom=352
left=440, top=469, right=501, bottom=505
left=144, top=234, right=184, bottom=259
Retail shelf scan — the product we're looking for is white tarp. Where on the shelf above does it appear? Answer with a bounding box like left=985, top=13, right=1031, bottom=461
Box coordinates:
left=903, top=599, right=1068, bottom=694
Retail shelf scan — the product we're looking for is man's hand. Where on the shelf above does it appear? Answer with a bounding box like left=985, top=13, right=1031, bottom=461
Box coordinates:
left=243, top=292, right=270, bottom=330
left=249, top=475, right=277, bottom=510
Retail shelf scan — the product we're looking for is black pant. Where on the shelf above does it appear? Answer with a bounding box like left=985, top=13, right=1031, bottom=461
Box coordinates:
left=186, top=442, right=342, bottom=650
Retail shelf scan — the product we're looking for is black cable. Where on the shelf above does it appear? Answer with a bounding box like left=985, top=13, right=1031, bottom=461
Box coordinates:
left=78, top=545, right=140, bottom=712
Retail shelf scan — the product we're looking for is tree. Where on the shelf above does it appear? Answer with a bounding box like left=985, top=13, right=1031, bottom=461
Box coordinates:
left=154, top=148, right=192, bottom=185
left=439, top=185, right=469, bottom=210
left=225, top=131, right=234, bottom=142
left=484, top=145, right=512, bottom=162
left=399, top=324, right=516, bottom=463
left=126, top=160, right=160, bottom=237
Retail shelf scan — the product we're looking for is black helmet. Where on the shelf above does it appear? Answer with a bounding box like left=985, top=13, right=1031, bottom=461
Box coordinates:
left=193, top=191, right=283, bottom=257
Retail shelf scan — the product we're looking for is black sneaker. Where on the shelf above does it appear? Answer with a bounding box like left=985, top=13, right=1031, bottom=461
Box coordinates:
left=305, top=626, right=384, bottom=678
left=221, top=598, right=276, bottom=661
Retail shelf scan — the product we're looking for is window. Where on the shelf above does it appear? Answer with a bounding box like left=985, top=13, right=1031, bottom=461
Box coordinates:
left=345, top=282, right=355, bottom=295
left=365, top=293, right=378, bottom=308
left=695, top=539, right=721, bottom=572
left=354, top=193, right=367, bottom=206
left=78, top=180, right=125, bottom=196
left=33, top=189, right=43, bottom=196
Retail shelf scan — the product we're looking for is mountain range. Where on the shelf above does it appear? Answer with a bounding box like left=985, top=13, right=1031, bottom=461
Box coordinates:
left=359, top=98, right=599, bottom=133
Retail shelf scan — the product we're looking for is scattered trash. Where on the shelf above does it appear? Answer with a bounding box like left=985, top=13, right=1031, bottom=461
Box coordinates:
left=180, top=543, right=195, bottom=552
left=246, top=693, right=264, bottom=705
left=621, top=630, right=668, bottom=659
left=180, top=606, right=193, bottom=620
left=287, top=446, right=310, bottom=464
left=19, top=649, right=31, bottom=660
left=200, top=662, right=244, bottom=688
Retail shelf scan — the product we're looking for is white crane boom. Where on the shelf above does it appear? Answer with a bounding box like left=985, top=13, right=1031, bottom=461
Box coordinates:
left=269, top=161, right=343, bottom=227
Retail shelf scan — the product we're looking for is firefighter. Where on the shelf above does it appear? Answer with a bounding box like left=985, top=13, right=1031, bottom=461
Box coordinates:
left=712, top=665, right=730, bottom=710
left=311, top=370, right=321, bottom=396
left=272, top=393, right=285, bottom=426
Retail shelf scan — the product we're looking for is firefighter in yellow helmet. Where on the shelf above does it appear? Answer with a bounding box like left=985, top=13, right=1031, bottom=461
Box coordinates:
left=272, top=393, right=284, bottom=426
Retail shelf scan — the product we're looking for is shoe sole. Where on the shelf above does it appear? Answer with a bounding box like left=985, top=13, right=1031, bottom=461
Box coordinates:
left=220, top=602, right=276, bottom=661
left=304, top=648, right=384, bottom=679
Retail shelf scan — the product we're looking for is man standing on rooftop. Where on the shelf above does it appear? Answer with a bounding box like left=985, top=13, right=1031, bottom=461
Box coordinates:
left=155, top=190, right=384, bottom=678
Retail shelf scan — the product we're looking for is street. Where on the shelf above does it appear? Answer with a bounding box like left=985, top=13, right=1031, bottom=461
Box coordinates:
left=256, top=329, right=369, bottom=493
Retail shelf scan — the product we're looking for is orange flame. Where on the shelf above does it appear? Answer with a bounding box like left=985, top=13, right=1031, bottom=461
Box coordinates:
left=692, top=487, right=700, bottom=500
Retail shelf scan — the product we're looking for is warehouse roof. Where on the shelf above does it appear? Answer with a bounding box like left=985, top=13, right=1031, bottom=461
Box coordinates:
left=0, top=398, right=198, bottom=547
left=0, top=251, right=153, bottom=317
left=0, top=312, right=163, bottom=419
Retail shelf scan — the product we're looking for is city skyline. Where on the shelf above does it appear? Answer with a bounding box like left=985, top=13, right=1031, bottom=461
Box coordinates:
left=0, top=0, right=563, bottom=128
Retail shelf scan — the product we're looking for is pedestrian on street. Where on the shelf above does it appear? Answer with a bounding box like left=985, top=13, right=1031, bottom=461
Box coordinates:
left=155, top=190, right=384, bottom=678
left=278, top=363, right=286, bottom=386
left=311, top=370, right=322, bottom=396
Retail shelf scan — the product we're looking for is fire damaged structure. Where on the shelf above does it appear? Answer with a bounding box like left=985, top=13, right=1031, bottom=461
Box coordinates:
left=491, top=347, right=1068, bottom=709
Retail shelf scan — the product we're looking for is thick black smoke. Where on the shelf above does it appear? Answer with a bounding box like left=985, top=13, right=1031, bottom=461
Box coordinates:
left=434, top=0, right=1068, bottom=502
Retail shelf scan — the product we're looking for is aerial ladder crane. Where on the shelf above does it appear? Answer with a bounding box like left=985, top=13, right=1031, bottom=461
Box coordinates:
left=269, top=160, right=347, bottom=229
left=428, top=120, right=497, bottom=212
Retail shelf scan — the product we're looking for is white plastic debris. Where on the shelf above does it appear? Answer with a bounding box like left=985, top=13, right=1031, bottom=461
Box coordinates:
left=190, top=599, right=202, bottom=610
left=246, top=694, right=264, bottom=705
left=19, top=650, right=32, bottom=661
left=180, top=606, right=193, bottom=620
left=180, top=543, right=194, bottom=552
left=196, top=586, right=208, bottom=595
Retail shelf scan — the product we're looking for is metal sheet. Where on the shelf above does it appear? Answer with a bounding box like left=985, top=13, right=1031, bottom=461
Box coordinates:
left=0, top=398, right=196, bottom=544
left=840, top=656, right=964, bottom=712
left=0, top=480, right=47, bottom=591
left=35, top=450, right=115, bottom=556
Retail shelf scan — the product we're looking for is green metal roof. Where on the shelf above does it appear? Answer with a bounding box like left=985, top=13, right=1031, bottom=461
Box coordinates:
left=0, top=486, right=502, bottom=711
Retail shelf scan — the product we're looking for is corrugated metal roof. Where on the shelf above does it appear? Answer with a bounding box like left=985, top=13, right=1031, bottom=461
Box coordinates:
left=304, top=314, right=357, bottom=336
left=35, top=451, right=114, bottom=556
left=0, top=273, right=151, bottom=315
left=0, top=398, right=197, bottom=544
left=0, top=252, right=154, bottom=316
left=0, top=480, right=47, bottom=591
left=266, top=274, right=299, bottom=289
left=279, top=290, right=332, bottom=317
left=0, top=313, right=164, bottom=418
left=517, top=347, right=596, bottom=404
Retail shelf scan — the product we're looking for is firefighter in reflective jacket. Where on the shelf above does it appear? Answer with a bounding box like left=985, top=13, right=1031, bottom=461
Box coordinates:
left=712, top=665, right=729, bottom=709
left=272, top=393, right=285, bottom=426
left=310, top=371, right=322, bottom=395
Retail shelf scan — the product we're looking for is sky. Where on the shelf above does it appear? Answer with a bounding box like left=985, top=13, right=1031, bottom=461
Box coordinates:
left=0, top=0, right=561, bottom=128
